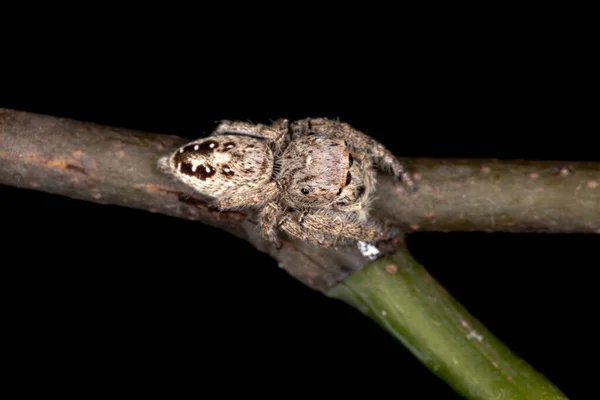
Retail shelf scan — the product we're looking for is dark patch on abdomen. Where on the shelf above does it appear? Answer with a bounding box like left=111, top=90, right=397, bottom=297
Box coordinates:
left=199, top=164, right=217, bottom=180
left=260, top=159, right=269, bottom=172
left=221, top=165, right=235, bottom=177
left=180, top=162, right=217, bottom=180
left=180, top=162, right=194, bottom=176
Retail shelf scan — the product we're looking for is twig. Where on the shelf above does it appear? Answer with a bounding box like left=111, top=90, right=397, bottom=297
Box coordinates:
left=1, top=108, right=598, bottom=291
left=1, top=107, right=586, bottom=397
left=327, top=240, right=569, bottom=399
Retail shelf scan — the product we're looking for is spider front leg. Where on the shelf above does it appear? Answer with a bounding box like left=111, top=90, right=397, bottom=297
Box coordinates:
left=212, top=119, right=290, bottom=153
left=213, top=182, right=278, bottom=211
left=259, top=201, right=285, bottom=246
left=280, top=210, right=400, bottom=248
left=279, top=218, right=349, bottom=248
left=292, top=118, right=417, bottom=191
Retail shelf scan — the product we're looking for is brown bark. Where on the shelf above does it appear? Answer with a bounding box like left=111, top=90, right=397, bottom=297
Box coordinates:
left=1, top=108, right=598, bottom=290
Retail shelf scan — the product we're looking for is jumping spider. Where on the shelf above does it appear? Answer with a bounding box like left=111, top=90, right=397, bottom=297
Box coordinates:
left=158, top=118, right=415, bottom=248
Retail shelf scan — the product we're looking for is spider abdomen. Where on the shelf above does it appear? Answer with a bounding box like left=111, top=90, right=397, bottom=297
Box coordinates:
left=158, top=135, right=273, bottom=198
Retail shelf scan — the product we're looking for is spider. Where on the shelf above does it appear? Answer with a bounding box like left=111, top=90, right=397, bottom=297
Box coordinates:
left=157, top=117, right=415, bottom=248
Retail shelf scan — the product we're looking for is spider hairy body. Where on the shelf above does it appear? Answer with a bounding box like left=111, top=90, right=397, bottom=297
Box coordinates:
left=158, top=118, right=414, bottom=248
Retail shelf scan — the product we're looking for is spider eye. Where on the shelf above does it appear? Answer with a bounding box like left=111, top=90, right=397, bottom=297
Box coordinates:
left=301, top=188, right=310, bottom=195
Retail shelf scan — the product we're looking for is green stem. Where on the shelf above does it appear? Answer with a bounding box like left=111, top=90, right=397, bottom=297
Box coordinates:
left=326, top=241, right=568, bottom=400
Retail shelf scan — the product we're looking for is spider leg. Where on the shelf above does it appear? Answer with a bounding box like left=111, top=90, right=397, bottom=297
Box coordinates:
left=355, top=152, right=376, bottom=199
left=213, top=182, right=278, bottom=210
left=212, top=119, right=290, bottom=153
left=260, top=201, right=284, bottom=246
left=291, top=118, right=416, bottom=191
left=280, top=210, right=400, bottom=247
left=332, top=151, right=376, bottom=223
left=279, top=221, right=347, bottom=248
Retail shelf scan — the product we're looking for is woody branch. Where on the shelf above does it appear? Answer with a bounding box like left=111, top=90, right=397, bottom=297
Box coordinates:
left=1, top=108, right=599, bottom=291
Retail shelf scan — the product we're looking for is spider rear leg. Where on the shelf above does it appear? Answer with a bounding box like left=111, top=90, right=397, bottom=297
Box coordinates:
left=333, top=152, right=374, bottom=220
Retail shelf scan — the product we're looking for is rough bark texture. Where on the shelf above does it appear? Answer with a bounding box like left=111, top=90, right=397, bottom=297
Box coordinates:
left=1, top=108, right=598, bottom=291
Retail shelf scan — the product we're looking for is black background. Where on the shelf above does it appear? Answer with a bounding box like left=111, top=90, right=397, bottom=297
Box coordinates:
left=1, top=18, right=597, bottom=399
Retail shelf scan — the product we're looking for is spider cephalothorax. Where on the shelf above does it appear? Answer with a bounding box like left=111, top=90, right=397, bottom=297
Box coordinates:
left=158, top=117, right=414, bottom=247
left=277, top=135, right=360, bottom=209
